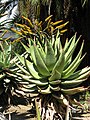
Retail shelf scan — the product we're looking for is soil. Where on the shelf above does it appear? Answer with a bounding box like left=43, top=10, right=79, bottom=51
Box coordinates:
left=3, top=104, right=90, bottom=120
left=1, top=94, right=90, bottom=120
left=1, top=93, right=37, bottom=120
left=4, top=104, right=37, bottom=120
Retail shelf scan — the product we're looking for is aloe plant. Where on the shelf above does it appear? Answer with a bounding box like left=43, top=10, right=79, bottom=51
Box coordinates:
left=0, top=40, right=15, bottom=94
left=0, top=31, right=29, bottom=105
left=15, top=30, right=90, bottom=119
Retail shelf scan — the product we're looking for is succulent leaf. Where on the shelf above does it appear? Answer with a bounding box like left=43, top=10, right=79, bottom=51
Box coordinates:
left=45, top=40, right=56, bottom=71
left=49, top=80, right=61, bottom=85
left=61, top=87, right=88, bottom=95
left=38, top=85, right=51, bottom=94
left=63, top=54, right=86, bottom=79
left=64, top=35, right=80, bottom=67
left=49, top=70, right=61, bottom=81
left=15, top=63, right=30, bottom=76
left=62, top=41, right=85, bottom=78
left=33, top=45, right=50, bottom=76
left=50, top=85, right=60, bottom=91
left=16, top=72, right=48, bottom=86
left=67, top=66, right=90, bottom=79
left=61, top=79, right=87, bottom=88
left=53, top=49, right=65, bottom=74
left=24, top=58, right=43, bottom=79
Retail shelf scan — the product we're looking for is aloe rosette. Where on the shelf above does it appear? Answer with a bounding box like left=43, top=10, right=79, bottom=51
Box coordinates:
left=0, top=40, right=18, bottom=96
left=0, top=34, right=28, bottom=97
left=15, top=31, right=90, bottom=119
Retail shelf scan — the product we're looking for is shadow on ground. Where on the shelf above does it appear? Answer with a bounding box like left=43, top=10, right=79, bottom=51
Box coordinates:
left=5, top=105, right=36, bottom=120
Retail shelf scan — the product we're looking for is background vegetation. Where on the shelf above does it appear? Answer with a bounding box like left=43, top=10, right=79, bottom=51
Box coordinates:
left=0, top=0, right=89, bottom=66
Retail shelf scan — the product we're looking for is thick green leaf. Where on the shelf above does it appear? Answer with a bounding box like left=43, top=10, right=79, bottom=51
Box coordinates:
left=30, top=46, right=36, bottom=64
left=45, top=40, right=56, bottom=71
left=53, top=49, right=65, bottom=74
left=67, top=67, right=90, bottom=79
left=64, top=35, right=81, bottom=67
left=34, top=46, right=50, bottom=76
left=62, top=54, right=86, bottom=78
left=24, top=58, right=43, bottom=79
left=23, top=84, right=36, bottom=89
left=38, top=85, right=51, bottom=94
left=50, top=85, right=60, bottom=91
left=61, top=79, right=87, bottom=88
left=64, top=34, right=76, bottom=52
left=49, top=70, right=61, bottom=81
left=15, top=53, right=26, bottom=65
left=15, top=63, right=30, bottom=76
left=61, top=87, right=88, bottom=95
left=38, top=48, right=46, bottom=63
left=63, top=41, right=85, bottom=78
left=49, top=79, right=61, bottom=85
left=16, top=73, right=48, bottom=86
left=55, top=30, right=62, bottom=49
left=76, top=70, right=90, bottom=80
left=0, top=62, right=4, bottom=68
left=21, top=86, right=37, bottom=93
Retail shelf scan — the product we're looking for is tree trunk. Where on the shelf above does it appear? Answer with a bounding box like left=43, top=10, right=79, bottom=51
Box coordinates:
left=18, top=0, right=37, bottom=22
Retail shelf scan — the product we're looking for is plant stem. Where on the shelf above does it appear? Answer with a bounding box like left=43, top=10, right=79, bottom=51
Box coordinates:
left=65, top=105, right=70, bottom=120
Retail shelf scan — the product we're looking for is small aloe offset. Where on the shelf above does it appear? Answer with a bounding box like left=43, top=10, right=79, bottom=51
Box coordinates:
left=0, top=31, right=28, bottom=96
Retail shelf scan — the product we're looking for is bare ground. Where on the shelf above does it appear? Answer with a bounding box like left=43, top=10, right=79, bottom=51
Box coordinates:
left=3, top=104, right=90, bottom=120
left=1, top=93, right=37, bottom=120
left=1, top=94, right=90, bottom=120
left=4, top=104, right=37, bottom=120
